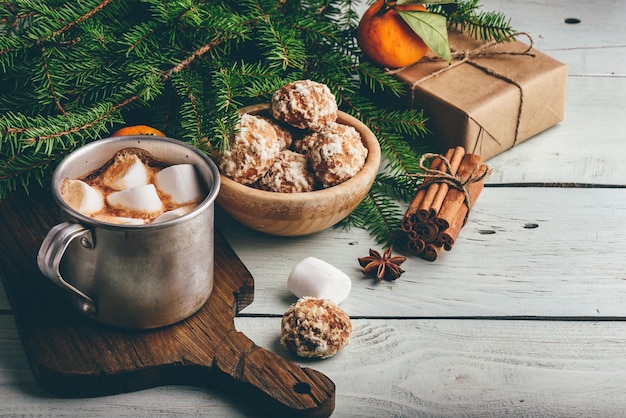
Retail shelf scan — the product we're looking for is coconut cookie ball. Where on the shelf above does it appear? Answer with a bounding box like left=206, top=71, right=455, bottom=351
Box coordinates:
left=306, top=122, right=368, bottom=187
left=216, top=113, right=281, bottom=185
left=290, top=134, right=316, bottom=156
left=258, top=150, right=317, bottom=193
left=280, top=297, right=352, bottom=359
left=271, top=80, right=338, bottom=131
left=262, top=117, right=295, bottom=151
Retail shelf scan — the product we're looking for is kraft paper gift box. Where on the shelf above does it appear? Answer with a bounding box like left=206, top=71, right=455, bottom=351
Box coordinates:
left=395, top=31, right=568, bottom=160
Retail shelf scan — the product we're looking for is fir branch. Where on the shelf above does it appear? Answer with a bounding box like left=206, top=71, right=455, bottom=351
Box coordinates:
left=358, top=62, right=407, bottom=97
left=339, top=93, right=427, bottom=178
left=256, top=19, right=307, bottom=70
left=209, top=64, right=246, bottom=144
left=46, top=0, right=115, bottom=41
left=374, top=173, right=419, bottom=203
left=429, top=0, right=514, bottom=42
left=39, top=46, right=67, bottom=116
left=169, top=70, right=205, bottom=144
left=120, top=21, right=158, bottom=59
left=0, top=151, right=53, bottom=200
left=0, top=101, right=123, bottom=152
left=0, top=0, right=114, bottom=49
left=374, top=108, right=429, bottom=138
left=0, top=102, right=124, bottom=197
left=341, top=180, right=408, bottom=248
left=167, top=39, right=225, bottom=77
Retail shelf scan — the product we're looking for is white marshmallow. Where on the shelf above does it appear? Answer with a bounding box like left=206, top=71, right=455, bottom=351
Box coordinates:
left=287, top=257, right=352, bottom=304
left=102, top=154, right=149, bottom=191
left=61, top=179, right=105, bottom=215
left=152, top=206, right=193, bottom=223
left=155, top=164, right=204, bottom=204
left=106, top=184, right=163, bottom=214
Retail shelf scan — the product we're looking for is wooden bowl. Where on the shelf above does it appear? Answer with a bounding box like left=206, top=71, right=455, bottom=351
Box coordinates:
left=216, top=103, right=381, bottom=236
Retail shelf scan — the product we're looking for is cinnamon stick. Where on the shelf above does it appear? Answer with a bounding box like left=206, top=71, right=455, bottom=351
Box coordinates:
left=434, top=153, right=485, bottom=230
left=428, top=146, right=465, bottom=217
left=407, top=237, right=425, bottom=255
left=422, top=243, right=443, bottom=262
left=404, top=147, right=455, bottom=224
left=422, top=147, right=461, bottom=219
left=414, top=220, right=438, bottom=243
left=401, top=203, right=420, bottom=232
left=438, top=162, right=488, bottom=250
left=416, top=182, right=439, bottom=221
left=403, top=182, right=426, bottom=233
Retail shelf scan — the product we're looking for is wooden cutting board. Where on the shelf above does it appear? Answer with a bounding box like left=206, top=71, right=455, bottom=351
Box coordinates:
left=0, top=186, right=335, bottom=417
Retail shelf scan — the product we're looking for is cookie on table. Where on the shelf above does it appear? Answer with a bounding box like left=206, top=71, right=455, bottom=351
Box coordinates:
left=280, top=296, right=352, bottom=359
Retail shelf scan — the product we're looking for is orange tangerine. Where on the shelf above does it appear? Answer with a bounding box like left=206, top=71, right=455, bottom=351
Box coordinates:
left=111, top=125, right=165, bottom=137
left=357, top=0, right=430, bottom=68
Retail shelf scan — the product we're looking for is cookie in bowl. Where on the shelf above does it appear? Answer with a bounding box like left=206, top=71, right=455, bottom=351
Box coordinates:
left=271, top=79, right=338, bottom=131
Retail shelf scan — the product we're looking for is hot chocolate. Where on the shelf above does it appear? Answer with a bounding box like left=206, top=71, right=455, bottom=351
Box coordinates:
left=60, top=147, right=206, bottom=225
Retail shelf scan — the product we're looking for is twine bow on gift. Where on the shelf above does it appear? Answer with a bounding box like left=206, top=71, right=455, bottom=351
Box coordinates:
left=412, top=152, right=493, bottom=225
left=411, top=32, right=536, bottom=85
left=393, top=32, right=537, bottom=154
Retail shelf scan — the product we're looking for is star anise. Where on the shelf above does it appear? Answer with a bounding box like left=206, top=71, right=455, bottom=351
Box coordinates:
left=358, top=247, right=407, bottom=282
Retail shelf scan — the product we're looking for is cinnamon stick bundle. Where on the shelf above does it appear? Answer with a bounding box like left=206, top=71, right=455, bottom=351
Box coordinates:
left=403, top=147, right=492, bottom=261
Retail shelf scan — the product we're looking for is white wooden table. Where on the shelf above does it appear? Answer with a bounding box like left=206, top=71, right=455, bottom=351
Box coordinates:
left=2, top=0, right=625, bottom=416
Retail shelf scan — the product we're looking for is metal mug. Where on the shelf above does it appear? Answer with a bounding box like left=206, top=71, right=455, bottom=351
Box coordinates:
left=37, top=136, right=220, bottom=329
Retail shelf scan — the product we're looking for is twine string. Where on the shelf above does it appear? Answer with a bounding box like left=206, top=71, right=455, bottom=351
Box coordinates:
left=412, top=152, right=493, bottom=225
left=407, top=32, right=535, bottom=86
left=391, top=32, right=536, bottom=151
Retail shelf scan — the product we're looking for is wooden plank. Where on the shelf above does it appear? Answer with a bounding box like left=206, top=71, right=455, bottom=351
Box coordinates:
left=218, top=187, right=626, bottom=318
left=486, top=77, right=626, bottom=185
left=480, top=0, right=626, bottom=76
left=4, top=315, right=626, bottom=417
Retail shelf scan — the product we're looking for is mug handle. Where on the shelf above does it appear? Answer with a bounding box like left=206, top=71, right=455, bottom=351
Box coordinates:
left=37, top=222, right=97, bottom=316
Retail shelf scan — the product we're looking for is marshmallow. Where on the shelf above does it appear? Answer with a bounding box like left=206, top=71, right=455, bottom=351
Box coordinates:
left=155, top=164, right=204, bottom=204
left=106, top=184, right=163, bottom=214
left=152, top=206, right=193, bottom=223
left=61, top=179, right=105, bottom=215
left=287, top=257, right=352, bottom=304
left=102, top=154, right=149, bottom=191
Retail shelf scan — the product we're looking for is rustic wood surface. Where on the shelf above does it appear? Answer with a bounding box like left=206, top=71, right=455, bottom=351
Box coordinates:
left=2, top=0, right=625, bottom=416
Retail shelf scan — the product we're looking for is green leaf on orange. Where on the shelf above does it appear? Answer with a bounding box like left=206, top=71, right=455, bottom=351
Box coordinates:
left=396, top=10, right=452, bottom=62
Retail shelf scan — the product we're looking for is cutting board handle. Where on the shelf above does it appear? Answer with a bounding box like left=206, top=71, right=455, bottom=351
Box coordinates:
left=213, top=329, right=335, bottom=417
